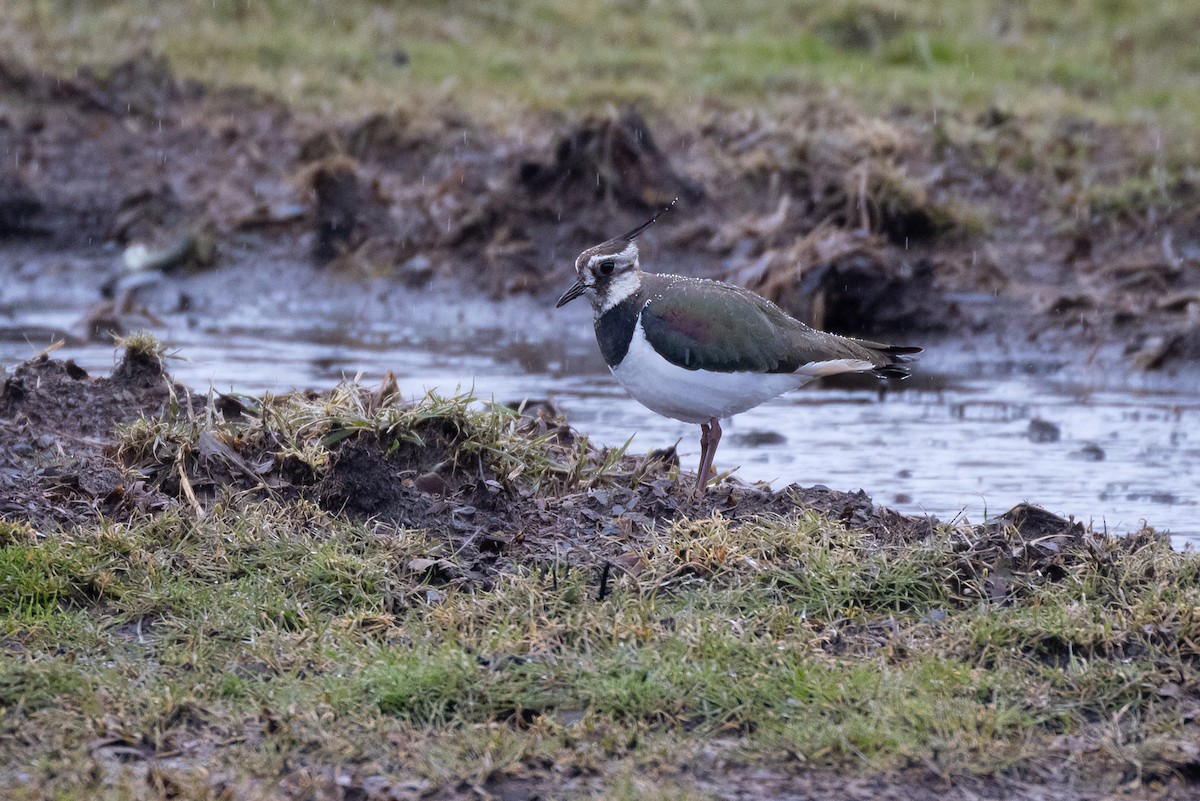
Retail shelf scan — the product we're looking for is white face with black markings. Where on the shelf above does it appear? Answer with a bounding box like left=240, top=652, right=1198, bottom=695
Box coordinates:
left=555, top=239, right=643, bottom=314
left=555, top=200, right=676, bottom=314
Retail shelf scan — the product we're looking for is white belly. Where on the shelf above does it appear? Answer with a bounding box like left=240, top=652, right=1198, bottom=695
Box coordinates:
left=611, top=323, right=816, bottom=424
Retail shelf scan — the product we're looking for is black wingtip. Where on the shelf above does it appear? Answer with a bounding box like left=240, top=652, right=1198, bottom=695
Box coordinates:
left=873, top=365, right=912, bottom=380
left=620, top=197, right=679, bottom=241
left=873, top=344, right=921, bottom=380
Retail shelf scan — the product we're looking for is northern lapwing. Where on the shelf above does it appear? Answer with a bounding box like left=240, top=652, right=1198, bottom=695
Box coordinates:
left=556, top=203, right=921, bottom=492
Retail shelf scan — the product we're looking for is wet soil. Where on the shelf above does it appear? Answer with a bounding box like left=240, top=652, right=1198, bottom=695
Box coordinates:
left=0, top=347, right=923, bottom=552
left=0, top=349, right=1162, bottom=603
left=309, top=430, right=939, bottom=590
left=0, top=348, right=195, bottom=526
left=1, top=53, right=1198, bottom=366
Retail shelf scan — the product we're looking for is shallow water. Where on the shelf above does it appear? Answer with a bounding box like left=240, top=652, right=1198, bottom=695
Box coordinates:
left=2, top=265, right=1197, bottom=548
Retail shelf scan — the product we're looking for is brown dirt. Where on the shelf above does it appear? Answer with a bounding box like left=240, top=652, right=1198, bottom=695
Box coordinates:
left=0, top=348, right=193, bottom=527
left=310, top=441, right=917, bottom=592
left=1, top=53, right=1198, bottom=364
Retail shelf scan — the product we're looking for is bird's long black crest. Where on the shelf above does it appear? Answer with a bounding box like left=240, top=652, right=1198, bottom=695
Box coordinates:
left=620, top=197, right=678, bottom=241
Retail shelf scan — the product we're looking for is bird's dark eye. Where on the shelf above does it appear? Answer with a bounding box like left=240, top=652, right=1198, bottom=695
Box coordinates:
left=598, top=260, right=615, bottom=275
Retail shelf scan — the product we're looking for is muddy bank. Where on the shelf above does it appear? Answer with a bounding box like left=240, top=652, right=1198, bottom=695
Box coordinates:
left=0, top=344, right=191, bottom=525
left=0, top=347, right=1165, bottom=587
left=0, top=348, right=933, bottom=568
left=1, top=54, right=1198, bottom=368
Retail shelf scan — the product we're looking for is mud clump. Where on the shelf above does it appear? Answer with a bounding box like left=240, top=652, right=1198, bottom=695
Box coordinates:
left=724, top=224, right=947, bottom=336
left=297, top=110, right=429, bottom=167
left=859, top=167, right=959, bottom=245
left=996, top=502, right=1084, bottom=541
left=316, top=435, right=414, bottom=518
left=0, top=349, right=187, bottom=528
left=784, top=484, right=937, bottom=543
left=76, top=51, right=188, bottom=119
left=108, top=184, right=186, bottom=245
left=430, top=107, right=708, bottom=295
left=1, top=348, right=175, bottom=440
left=1, top=50, right=196, bottom=120
left=306, top=156, right=362, bottom=263
left=519, top=107, right=703, bottom=211
left=1132, top=326, right=1200, bottom=371
left=315, top=416, right=468, bottom=521
left=270, top=409, right=943, bottom=582
left=799, top=256, right=943, bottom=336
left=943, top=503, right=1116, bottom=605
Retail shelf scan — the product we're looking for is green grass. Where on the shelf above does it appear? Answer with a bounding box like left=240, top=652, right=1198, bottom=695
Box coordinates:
left=2, top=479, right=1199, bottom=795
left=5, top=0, right=1200, bottom=135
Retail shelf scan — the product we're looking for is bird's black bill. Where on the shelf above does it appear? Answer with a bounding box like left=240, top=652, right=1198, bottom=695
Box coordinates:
left=556, top=280, right=587, bottom=307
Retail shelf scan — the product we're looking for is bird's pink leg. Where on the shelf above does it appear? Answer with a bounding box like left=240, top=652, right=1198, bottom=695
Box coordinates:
left=696, top=417, right=722, bottom=492
left=706, top=417, right=722, bottom=486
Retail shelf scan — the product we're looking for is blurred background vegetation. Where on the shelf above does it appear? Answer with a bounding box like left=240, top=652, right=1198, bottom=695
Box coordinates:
left=5, top=0, right=1200, bottom=137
